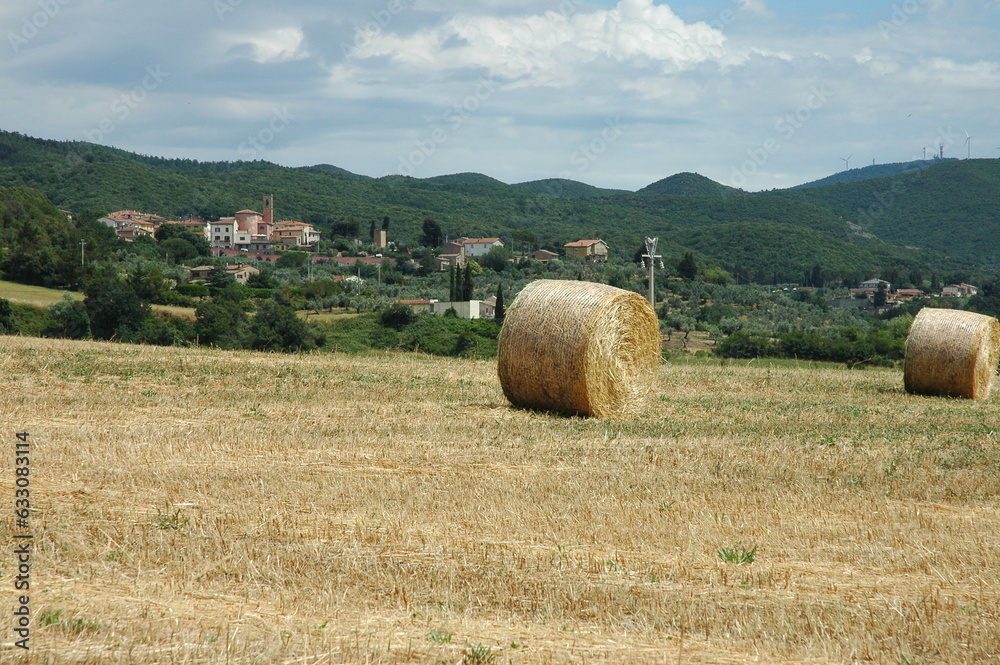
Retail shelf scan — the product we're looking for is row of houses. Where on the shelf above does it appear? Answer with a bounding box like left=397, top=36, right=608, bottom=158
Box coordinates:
left=100, top=195, right=321, bottom=252
left=850, top=278, right=979, bottom=301
left=433, top=237, right=609, bottom=271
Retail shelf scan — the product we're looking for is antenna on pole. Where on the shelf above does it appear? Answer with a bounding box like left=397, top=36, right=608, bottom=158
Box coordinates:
left=641, top=237, right=660, bottom=309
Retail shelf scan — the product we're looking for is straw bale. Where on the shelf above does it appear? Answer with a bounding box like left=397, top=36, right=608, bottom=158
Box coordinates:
left=496, top=279, right=661, bottom=417
left=904, top=308, right=1000, bottom=399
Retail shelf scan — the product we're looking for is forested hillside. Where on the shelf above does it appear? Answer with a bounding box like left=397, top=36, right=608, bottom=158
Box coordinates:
left=0, top=130, right=992, bottom=282
left=768, top=159, right=1000, bottom=264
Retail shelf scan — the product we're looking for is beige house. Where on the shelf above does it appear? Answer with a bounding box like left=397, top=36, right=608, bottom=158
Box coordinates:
left=942, top=283, right=978, bottom=297
left=185, top=263, right=260, bottom=285
left=527, top=249, right=559, bottom=262
left=273, top=221, right=321, bottom=248
left=433, top=241, right=464, bottom=271
left=397, top=299, right=438, bottom=314
left=564, top=239, right=609, bottom=263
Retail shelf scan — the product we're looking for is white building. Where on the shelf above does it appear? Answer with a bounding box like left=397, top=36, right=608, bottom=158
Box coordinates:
left=455, top=237, right=503, bottom=258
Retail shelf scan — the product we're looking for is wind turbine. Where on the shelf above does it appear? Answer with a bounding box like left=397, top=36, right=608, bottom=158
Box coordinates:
left=964, top=130, right=972, bottom=159
left=841, top=154, right=853, bottom=171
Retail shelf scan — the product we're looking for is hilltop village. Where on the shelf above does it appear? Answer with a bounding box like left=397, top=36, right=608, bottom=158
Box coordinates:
left=95, top=194, right=616, bottom=319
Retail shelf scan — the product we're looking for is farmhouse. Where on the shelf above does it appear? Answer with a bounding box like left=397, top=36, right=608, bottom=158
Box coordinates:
left=185, top=262, right=260, bottom=285
left=564, top=239, right=609, bottom=263
left=396, top=299, right=437, bottom=314
left=527, top=249, right=559, bottom=262
left=480, top=295, right=497, bottom=319
left=858, top=278, right=891, bottom=292
left=942, top=283, right=978, bottom=297
left=454, top=237, right=503, bottom=258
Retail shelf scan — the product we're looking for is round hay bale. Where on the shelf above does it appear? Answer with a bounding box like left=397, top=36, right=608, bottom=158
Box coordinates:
left=904, top=308, right=1000, bottom=400
left=496, top=279, right=661, bottom=417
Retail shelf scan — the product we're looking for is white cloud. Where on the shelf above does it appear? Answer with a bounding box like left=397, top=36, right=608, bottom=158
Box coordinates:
left=347, top=0, right=726, bottom=86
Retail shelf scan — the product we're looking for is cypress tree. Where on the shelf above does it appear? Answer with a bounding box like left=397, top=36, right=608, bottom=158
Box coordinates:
left=462, top=264, right=474, bottom=301
left=494, top=284, right=505, bottom=324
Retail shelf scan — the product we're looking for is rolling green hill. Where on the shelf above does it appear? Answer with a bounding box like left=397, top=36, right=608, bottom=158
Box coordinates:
left=515, top=178, right=627, bottom=198
left=767, top=159, right=1000, bottom=265
left=636, top=172, right=740, bottom=197
left=0, top=129, right=990, bottom=284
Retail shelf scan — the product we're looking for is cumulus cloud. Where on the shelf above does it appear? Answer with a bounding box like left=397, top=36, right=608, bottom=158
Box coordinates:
left=347, top=0, right=726, bottom=85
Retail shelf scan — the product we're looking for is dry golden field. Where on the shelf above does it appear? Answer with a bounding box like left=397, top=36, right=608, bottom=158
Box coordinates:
left=1, top=335, right=998, bottom=664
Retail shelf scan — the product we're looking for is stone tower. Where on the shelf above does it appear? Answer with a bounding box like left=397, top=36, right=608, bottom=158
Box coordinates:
left=263, top=194, right=274, bottom=226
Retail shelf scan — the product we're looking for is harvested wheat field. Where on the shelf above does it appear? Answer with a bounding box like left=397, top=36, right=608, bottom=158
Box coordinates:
left=2, top=336, right=999, bottom=664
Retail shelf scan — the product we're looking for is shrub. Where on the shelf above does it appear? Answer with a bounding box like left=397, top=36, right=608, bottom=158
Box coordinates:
left=380, top=304, right=417, bottom=330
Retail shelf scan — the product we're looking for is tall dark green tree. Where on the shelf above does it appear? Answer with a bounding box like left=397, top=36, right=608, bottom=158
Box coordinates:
left=85, top=277, right=150, bottom=340
left=449, top=265, right=457, bottom=301
left=677, top=251, right=698, bottom=280
left=154, top=223, right=211, bottom=256
left=462, top=263, right=474, bottom=301
left=421, top=218, right=444, bottom=247
left=195, top=299, right=249, bottom=348
left=46, top=295, right=91, bottom=339
left=494, top=284, right=505, bottom=324
left=249, top=300, right=315, bottom=352
left=874, top=282, right=888, bottom=308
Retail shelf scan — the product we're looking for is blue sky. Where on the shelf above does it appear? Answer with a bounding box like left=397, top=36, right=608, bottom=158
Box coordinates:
left=2, top=0, right=998, bottom=192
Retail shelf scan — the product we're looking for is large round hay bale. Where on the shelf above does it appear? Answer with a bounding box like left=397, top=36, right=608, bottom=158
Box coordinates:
left=904, top=308, right=1000, bottom=399
left=496, top=279, right=661, bottom=417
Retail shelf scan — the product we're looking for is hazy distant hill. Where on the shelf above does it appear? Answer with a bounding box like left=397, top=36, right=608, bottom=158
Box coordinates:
left=0, top=129, right=985, bottom=283
left=516, top=178, right=627, bottom=198
left=793, top=159, right=959, bottom=189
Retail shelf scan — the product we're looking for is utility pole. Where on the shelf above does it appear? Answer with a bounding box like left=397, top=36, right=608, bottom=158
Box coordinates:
left=641, top=237, right=661, bottom=309
left=80, top=239, right=86, bottom=267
